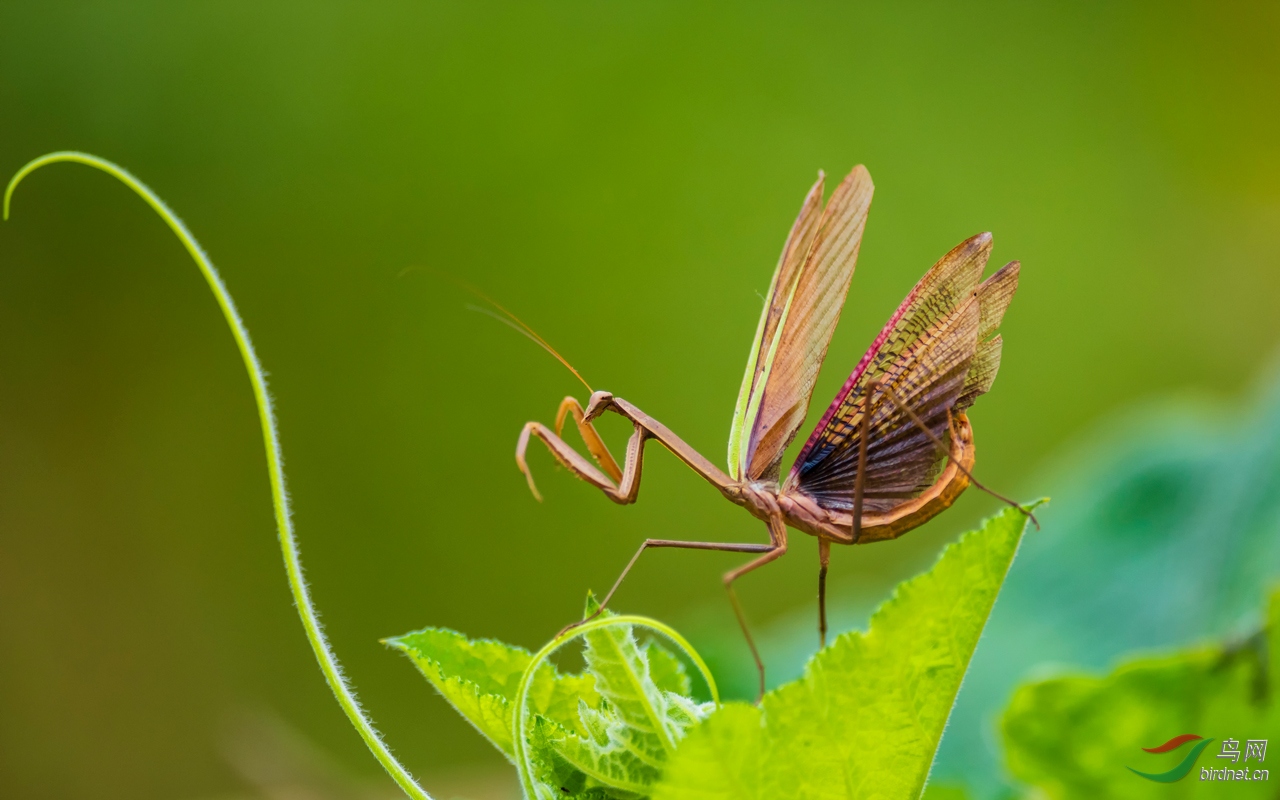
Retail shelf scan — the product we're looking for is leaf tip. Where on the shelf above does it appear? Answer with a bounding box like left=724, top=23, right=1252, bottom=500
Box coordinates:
left=583, top=590, right=604, bottom=618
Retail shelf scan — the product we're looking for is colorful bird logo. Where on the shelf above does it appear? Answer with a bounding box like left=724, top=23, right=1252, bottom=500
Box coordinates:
left=1129, top=734, right=1215, bottom=782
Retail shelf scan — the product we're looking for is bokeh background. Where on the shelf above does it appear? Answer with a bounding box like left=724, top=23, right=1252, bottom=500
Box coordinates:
left=1, top=3, right=1278, bottom=799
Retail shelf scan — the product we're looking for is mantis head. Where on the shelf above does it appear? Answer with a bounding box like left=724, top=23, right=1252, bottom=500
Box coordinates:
left=584, top=391, right=614, bottom=422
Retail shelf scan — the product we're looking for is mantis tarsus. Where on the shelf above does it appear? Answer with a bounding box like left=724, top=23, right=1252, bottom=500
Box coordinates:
left=513, top=166, right=1035, bottom=697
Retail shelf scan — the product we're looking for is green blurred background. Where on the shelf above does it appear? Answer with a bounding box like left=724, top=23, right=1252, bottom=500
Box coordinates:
left=1, top=3, right=1278, bottom=798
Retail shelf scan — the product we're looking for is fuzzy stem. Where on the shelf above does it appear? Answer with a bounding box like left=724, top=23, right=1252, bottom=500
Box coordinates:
left=4, top=152, right=433, bottom=800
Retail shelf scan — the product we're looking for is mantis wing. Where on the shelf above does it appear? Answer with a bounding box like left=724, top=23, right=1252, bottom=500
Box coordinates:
left=727, top=171, right=825, bottom=481
left=727, top=166, right=875, bottom=482
left=785, top=236, right=1017, bottom=513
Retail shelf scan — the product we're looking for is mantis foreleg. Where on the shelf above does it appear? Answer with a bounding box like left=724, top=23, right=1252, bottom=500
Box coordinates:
left=516, top=399, right=643, bottom=503
left=554, top=396, right=623, bottom=483
left=517, top=392, right=737, bottom=504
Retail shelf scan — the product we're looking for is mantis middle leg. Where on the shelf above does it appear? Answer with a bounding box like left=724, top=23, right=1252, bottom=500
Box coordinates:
left=567, top=514, right=788, bottom=702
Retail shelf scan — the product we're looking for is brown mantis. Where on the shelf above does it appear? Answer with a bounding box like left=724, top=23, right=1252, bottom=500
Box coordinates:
left=513, top=166, right=1033, bottom=696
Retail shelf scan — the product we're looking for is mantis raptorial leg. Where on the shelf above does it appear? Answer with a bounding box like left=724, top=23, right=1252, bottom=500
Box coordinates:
left=519, top=391, right=738, bottom=507
left=554, top=396, right=623, bottom=483
left=523, top=394, right=782, bottom=699
left=516, top=400, right=637, bottom=503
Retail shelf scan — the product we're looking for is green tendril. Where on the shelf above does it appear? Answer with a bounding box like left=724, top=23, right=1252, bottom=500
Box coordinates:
left=5, top=152, right=433, bottom=800
left=511, top=615, right=720, bottom=800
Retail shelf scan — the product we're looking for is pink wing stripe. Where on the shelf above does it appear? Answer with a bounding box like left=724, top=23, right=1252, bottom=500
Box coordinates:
left=788, top=275, right=923, bottom=478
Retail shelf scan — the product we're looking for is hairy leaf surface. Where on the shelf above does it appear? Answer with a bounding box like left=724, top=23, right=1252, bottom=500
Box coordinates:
left=386, top=627, right=598, bottom=759
left=391, top=604, right=710, bottom=799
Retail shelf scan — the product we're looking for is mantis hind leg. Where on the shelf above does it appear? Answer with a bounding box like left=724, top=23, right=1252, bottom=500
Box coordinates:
left=818, top=538, right=831, bottom=648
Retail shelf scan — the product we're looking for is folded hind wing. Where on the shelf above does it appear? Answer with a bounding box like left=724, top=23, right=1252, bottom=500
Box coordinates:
left=786, top=234, right=995, bottom=512
left=791, top=293, right=981, bottom=512
left=958, top=260, right=1019, bottom=411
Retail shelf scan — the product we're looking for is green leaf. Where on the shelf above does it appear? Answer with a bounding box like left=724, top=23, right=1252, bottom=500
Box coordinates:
left=391, top=606, right=713, bottom=800
left=1001, top=587, right=1279, bottom=799
left=646, top=640, right=693, bottom=697
left=580, top=599, right=684, bottom=761
left=932, top=380, right=1280, bottom=796
left=521, top=594, right=713, bottom=799
left=532, top=712, right=657, bottom=796
left=385, top=627, right=598, bottom=760
left=653, top=504, right=1037, bottom=799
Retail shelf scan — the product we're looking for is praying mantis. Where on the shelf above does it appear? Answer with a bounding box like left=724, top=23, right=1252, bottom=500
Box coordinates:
left=513, top=166, right=1033, bottom=695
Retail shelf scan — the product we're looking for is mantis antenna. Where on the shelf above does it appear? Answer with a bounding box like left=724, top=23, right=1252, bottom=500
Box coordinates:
left=401, top=264, right=594, bottom=393
left=4, top=152, right=435, bottom=800
left=456, top=277, right=594, bottom=393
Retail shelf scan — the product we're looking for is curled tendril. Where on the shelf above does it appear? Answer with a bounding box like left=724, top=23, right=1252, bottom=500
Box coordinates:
left=5, top=152, right=432, bottom=800
left=6, top=153, right=719, bottom=800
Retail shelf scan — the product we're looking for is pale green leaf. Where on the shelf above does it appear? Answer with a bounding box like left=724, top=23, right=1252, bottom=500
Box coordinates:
left=935, top=380, right=1280, bottom=797
left=520, top=597, right=715, bottom=799
left=386, top=627, right=598, bottom=759
left=539, top=689, right=714, bottom=795
left=391, top=607, right=712, bottom=799
left=646, top=640, right=693, bottom=697
left=533, top=713, right=659, bottom=796
left=581, top=596, right=689, bottom=762
left=1001, top=588, right=1279, bottom=799
left=654, top=504, right=1037, bottom=800
left=649, top=703, right=768, bottom=798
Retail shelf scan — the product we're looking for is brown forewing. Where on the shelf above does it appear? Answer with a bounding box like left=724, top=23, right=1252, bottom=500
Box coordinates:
left=744, top=166, right=875, bottom=482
